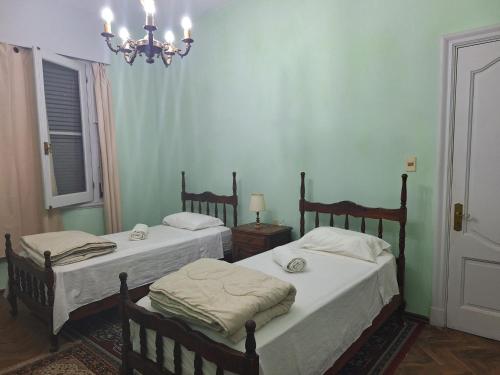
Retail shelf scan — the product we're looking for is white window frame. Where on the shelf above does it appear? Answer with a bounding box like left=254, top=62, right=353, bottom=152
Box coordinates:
left=33, top=47, right=102, bottom=209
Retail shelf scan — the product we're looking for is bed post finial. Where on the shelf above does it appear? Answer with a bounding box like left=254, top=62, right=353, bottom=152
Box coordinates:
left=44, top=251, right=51, bottom=269
left=119, top=272, right=129, bottom=301
left=401, top=174, right=408, bottom=209
left=232, top=172, right=238, bottom=227
left=181, top=171, right=186, bottom=212
left=244, top=320, right=257, bottom=356
left=300, top=172, right=306, bottom=237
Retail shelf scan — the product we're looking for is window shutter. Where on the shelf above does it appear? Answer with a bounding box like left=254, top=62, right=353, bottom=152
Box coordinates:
left=33, top=48, right=93, bottom=208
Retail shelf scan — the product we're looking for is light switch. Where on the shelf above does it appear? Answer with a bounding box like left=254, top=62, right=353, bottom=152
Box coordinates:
left=406, top=156, right=416, bottom=172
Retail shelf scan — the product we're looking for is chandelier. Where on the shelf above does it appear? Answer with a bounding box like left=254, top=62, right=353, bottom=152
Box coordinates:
left=100, top=0, right=193, bottom=67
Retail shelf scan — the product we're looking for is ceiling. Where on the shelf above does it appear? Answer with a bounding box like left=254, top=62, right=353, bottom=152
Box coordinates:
left=65, top=0, right=230, bottom=22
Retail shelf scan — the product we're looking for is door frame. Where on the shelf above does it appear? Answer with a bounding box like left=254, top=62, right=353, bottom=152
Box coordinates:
left=431, top=25, right=500, bottom=327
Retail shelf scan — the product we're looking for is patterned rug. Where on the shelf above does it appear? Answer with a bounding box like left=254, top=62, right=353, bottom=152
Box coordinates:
left=1, top=342, right=118, bottom=375
left=3, top=308, right=423, bottom=374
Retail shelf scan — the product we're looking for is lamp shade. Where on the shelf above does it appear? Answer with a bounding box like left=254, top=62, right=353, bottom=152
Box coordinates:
left=249, top=193, right=266, bottom=212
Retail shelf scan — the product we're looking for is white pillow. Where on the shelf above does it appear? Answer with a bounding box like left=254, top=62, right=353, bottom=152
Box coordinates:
left=297, top=226, right=391, bottom=263
left=162, top=212, right=224, bottom=231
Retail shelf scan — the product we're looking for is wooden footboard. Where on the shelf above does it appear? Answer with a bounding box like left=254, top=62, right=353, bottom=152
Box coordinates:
left=4, top=233, right=59, bottom=351
left=119, top=272, right=259, bottom=375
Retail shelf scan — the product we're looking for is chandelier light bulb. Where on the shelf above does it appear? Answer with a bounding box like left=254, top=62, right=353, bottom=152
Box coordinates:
left=101, top=7, right=114, bottom=23
left=181, top=16, right=192, bottom=39
left=142, top=0, right=156, bottom=15
left=181, top=16, right=192, bottom=30
left=164, top=30, right=175, bottom=44
left=119, top=27, right=130, bottom=42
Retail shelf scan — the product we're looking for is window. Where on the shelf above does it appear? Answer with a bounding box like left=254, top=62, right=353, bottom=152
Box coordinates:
left=33, top=48, right=102, bottom=209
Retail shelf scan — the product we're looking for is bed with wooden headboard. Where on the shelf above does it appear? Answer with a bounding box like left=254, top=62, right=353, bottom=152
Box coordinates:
left=118, top=172, right=408, bottom=375
left=4, top=171, right=238, bottom=353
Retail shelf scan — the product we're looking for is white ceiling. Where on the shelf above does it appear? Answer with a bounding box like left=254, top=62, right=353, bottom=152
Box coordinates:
left=65, top=0, right=230, bottom=23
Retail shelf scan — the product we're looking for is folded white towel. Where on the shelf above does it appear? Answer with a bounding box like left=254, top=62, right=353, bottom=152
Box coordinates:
left=272, top=244, right=307, bottom=273
left=129, top=223, right=149, bottom=241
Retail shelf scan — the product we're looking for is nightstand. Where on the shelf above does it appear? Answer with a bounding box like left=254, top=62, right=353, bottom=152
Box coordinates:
left=232, top=223, right=292, bottom=261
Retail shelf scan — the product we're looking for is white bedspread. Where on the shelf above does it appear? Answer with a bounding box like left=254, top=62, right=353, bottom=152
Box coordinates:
left=132, top=241, right=399, bottom=375
left=46, top=225, right=228, bottom=333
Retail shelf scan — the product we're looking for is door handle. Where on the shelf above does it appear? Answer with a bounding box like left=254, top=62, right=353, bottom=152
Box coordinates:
left=454, top=203, right=463, bottom=231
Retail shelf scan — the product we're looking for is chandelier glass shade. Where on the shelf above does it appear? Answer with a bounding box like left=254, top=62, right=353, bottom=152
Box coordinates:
left=100, top=1, right=193, bottom=67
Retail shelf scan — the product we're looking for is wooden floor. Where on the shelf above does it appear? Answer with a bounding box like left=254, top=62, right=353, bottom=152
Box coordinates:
left=1, top=297, right=500, bottom=374
left=395, top=324, right=500, bottom=374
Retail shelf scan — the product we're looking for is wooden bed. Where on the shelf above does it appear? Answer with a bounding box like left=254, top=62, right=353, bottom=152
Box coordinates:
left=118, top=172, right=408, bottom=375
left=4, top=171, right=238, bottom=352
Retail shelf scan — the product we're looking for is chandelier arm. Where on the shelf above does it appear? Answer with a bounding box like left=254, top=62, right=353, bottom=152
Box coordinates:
left=104, top=37, right=121, bottom=54
left=176, top=41, right=193, bottom=58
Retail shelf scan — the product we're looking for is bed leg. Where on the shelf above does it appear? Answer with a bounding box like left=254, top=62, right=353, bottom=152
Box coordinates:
left=397, top=301, right=406, bottom=326
left=49, top=332, right=59, bottom=352
left=7, top=293, right=17, bottom=317
left=5, top=233, right=18, bottom=317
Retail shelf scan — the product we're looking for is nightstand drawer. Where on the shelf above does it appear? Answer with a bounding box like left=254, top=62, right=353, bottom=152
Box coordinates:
left=235, top=246, right=262, bottom=260
left=233, top=233, right=267, bottom=248
left=231, top=223, right=292, bottom=261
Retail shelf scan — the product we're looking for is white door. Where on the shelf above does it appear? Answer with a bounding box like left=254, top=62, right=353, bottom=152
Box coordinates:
left=447, top=38, right=500, bottom=340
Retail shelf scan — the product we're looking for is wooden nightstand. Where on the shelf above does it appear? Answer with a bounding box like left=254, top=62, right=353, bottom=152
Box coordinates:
left=232, top=223, right=292, bottom=261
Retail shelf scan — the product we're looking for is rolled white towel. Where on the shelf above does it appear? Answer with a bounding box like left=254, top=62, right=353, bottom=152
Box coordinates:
left=272, top=244, right=307, bottom=273
left=129, top=223, right=149, bottom=241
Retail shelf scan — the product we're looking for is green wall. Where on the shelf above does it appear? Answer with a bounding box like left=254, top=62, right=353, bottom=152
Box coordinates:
left=60, top=0, right=500, bottom=317
left=144, top=0, right=499, bottom=316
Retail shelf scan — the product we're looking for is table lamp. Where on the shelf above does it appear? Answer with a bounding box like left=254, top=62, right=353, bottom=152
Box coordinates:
left=249, top=193, right=266, bottom=227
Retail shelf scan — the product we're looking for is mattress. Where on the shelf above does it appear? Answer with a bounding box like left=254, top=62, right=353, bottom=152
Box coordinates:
left=35, top=224, right=230, bottom=333
left=131, top=241, right=399, bottom=375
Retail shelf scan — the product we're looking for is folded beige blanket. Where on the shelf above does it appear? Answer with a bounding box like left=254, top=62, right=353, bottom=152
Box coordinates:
left=149, top=258, right=296, bottom=342
left=21, top=230, right=116, bottom=267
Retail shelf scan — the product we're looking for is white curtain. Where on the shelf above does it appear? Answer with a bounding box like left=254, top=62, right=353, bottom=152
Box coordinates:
left=0, top=43, right=62, bottom=256
left=92, top=63, right=122, bottom=234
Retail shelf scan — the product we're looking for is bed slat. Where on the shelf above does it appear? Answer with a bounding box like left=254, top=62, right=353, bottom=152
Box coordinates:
left=315, top=212, right=319, bottom=227
left=198, top=201, right=202, bottom=214
left=223, top=204, right=227, bottom=226
left=194, top=353, right=202, bottom=375
left=33, top=276, right=39, bottom=302
left=215, top=203, right=218, bottom=218
left=140, top=324, right=147, bottom=358
left=39, top=279, right=46, bottom=306
left=378, top=219, right=383, bottom=238
left=216, top=367, right=224, bottom=375
left=361, top=217, right=366, bottom=233
left=155, top=332, right=164, bottom=371
left=174, top=341, right=182, bottom=375
left=206, top=201, right=210, bottom=215
left=344, top=214, right=349, bottom=230
left=329, top=213, right=334, bottom=227
left=27, top=273, right=32, bottom=297
left=190, top=200, right=194, bottom=213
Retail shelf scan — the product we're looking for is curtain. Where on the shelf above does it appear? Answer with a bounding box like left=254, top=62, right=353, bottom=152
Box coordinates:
left=0, top=43, right=62, bottom=256
left=92, top=63, right=122, bottom=234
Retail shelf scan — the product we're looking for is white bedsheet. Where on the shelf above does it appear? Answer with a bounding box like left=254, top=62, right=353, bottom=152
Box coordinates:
left=44, top=225, right=229, bottom=333
left=132, top=241, right=399, bottom=375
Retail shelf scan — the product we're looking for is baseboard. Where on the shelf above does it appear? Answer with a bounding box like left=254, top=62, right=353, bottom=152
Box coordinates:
left=404, top=311, right=429, bottom=324
left=429, top=306, right=446, bottom=327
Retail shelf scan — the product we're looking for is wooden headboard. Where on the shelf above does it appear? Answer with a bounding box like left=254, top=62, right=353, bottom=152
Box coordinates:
left=181, top=171, right=238, bottom=227
left=299, top=172, right=408, bottom=304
